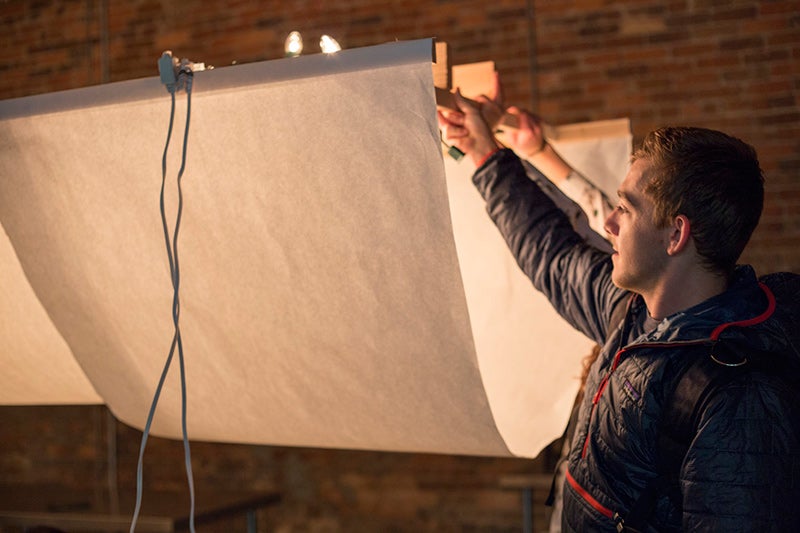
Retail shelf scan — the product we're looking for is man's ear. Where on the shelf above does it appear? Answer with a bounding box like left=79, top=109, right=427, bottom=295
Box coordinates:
left=667, top=214, right=691, bottom=256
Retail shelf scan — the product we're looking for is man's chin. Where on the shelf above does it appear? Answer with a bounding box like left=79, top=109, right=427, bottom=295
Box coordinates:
left=610, top=268, right=627, bottom=290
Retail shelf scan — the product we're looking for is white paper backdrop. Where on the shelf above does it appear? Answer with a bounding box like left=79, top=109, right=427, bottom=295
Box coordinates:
left=0, top=39, right=629, bottom=458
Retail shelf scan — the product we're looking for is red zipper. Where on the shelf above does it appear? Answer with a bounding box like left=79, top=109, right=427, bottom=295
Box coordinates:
left=581, top=348, right=626, bottom=457
left=566, top=469, right=614, bottom=518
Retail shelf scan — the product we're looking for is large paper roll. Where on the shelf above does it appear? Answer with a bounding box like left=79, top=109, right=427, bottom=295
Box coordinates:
left=0, top=39, right=627, bottom=458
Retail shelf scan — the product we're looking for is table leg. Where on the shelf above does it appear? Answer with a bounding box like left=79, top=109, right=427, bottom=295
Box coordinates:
left=246, top=509, right=257, bottom=533
left=522, top=487, right=532, bottom=533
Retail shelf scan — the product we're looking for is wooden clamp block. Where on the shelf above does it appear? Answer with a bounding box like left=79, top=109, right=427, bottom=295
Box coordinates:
left=432, top=47, right=556, bottom=140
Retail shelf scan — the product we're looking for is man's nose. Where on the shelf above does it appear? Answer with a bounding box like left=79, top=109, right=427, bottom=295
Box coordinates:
left=604, top=211, right=618, bottom=237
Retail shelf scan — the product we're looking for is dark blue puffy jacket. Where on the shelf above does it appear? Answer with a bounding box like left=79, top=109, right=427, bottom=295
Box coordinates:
left=473, top=149, right=800, bottom=532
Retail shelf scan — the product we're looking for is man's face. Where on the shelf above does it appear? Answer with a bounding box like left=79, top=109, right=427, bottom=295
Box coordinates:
left=604, top=158, right=671, bottom=294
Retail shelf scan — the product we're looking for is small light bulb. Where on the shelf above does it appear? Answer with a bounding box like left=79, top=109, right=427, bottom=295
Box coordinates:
left=285, top=31, right=303, bottom=57
left=319, top=35, right=341, bottom=54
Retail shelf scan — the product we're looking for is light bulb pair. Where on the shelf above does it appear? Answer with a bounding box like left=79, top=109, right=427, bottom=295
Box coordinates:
left=284, top=31, right=341, bottom=57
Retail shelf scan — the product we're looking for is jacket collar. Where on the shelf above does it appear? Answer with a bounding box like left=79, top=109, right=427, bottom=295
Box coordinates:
left=630, top=266, right=774, bottom=346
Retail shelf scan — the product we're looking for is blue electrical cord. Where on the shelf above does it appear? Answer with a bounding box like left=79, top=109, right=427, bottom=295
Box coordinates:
left=130, top=65, right=196, bottom=533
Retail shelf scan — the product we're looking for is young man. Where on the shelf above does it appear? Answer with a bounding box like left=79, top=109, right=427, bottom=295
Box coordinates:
left=439, top=93, right=800, bottom=531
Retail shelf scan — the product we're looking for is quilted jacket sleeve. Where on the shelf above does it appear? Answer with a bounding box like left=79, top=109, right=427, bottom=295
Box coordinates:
left=472, top=149, right=626, bottom=344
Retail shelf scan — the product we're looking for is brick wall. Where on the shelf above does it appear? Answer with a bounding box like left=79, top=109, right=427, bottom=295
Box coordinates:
left=0, top=405, right=554, bottom=531
left=530, top=0, right=800, bottom=273
left=1, top=1, right=798, bottom=531
left=2, top=1, right=796, bottom=273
